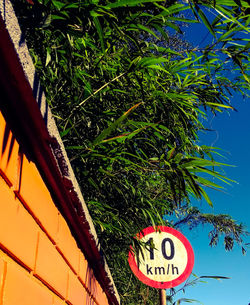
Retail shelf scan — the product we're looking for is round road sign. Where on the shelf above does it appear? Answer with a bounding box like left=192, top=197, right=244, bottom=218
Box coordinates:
left=128, top=226, right=194, bottom=289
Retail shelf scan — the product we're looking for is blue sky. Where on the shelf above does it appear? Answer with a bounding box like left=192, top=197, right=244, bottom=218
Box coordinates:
left=172, top=91, right=250, bottom=305
left=169, top=10, right=250, bottom=304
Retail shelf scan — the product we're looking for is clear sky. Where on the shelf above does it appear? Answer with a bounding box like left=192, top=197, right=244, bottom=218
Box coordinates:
left=171, top=92, right=250, bottom=305
left=169, top=13, right=250, bottom=305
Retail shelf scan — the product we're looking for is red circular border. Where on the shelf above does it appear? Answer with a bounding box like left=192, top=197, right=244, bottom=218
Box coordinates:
left=128, top=226, right=194, bottom=289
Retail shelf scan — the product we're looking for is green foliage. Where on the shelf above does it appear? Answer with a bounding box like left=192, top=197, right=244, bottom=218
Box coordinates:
left=12, top=0, right=250, bottom=303
left=174, top=207, right=248, bottom=252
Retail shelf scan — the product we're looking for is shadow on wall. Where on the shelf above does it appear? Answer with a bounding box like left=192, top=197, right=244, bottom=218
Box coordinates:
left=85, top=265, right=98, bottom=305
left=2, top=123, right=14, bottom=165
left=0, top=119, right=20, bottom=187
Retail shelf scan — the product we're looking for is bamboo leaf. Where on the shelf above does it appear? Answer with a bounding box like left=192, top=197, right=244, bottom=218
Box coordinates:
left=92, top=15, right=105, bottom=53
left=105, top=0, right=163, bottom=8
left=93, top=102, right=142, bottom=146
left=195, top=4, right=216, bottom=37
left=200, top=276, right=230, bottom=279
left=139, top=56, right=169, bottom=67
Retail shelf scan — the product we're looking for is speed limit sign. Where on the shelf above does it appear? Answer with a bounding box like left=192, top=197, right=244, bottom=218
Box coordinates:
left=128, top=226, right=194, bottom=289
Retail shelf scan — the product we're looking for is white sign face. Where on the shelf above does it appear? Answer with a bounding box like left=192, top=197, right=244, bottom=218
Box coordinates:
left=128, top=226, right=194, bottom=289
left=138, top=231, right=188, bottom=282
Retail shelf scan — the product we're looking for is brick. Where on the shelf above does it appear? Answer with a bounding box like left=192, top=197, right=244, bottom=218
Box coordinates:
left=86, top=296, right=95, bottom=305
left=53, top=295, right=66, bottom=305
left=78, top=252, right=88, bottom=286
left=79, top=266, right=109, bottom=305
left=78, top=255, right=98, bottom=305
left=85, top=267, right=95, bottom=295
left=0, top=112, right=19, bottom=186
left=56, top=214, right=80, bottom=274
left=17, top=154, right=59, bottom=242
left=91, top=280, right=109, bottom=305
left=3, top=261, right=53, bottom=305
left=0, top=177, right=38, bottom=270
left=0, top=257, right=6, bottom=302
left=67, top=269, right=88, bottom=305
left=35, top=230, right=69, bottom=299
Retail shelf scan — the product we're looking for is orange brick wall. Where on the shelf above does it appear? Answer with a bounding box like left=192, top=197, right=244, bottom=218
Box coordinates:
left=0, top=111, right=110, bottom=305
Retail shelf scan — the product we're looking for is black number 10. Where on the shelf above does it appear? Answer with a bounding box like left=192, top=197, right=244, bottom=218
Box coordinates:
left=146, top=237, right=175, bottom=260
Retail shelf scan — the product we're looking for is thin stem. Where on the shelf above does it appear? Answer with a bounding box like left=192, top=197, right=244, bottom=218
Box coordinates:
left=70, top=71, right=127, bottom=114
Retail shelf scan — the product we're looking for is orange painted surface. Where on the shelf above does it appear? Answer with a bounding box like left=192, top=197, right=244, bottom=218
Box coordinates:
left=0, top=113, right=19, bottom=187
left=3, top=259, right=54, bottom=305
left=67, top=269, right=88, bottom=305
left=0, top=110, right=113, bottom=305
left=0, top=258, right=6, bottom=301
left=17, top=154, right=59, bottom=243
left=92, top=280, right=110, bottom=305
left=78, top=259, right=109, bottom=305
left=56, top=214, right=80, bottom=274
left=78, top=252, right=88, bottom=286
left=0, top=176, right=38, bottom=270
left=53, top=295, right=67, bottom=305
left=35, top=230, right=69, bottom=299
